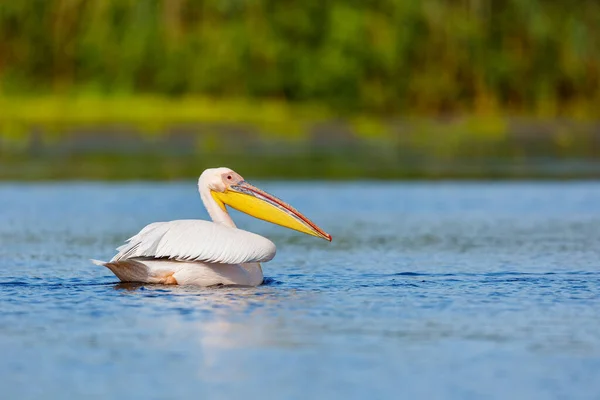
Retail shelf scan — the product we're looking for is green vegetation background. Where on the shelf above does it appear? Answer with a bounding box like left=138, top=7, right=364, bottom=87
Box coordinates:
left=2, top=0, right=599, bottom=115
left=0, top=0, right=599, bottom=179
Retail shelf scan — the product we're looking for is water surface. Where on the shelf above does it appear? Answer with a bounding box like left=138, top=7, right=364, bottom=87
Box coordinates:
left=1, top=181, right=600, bottom=399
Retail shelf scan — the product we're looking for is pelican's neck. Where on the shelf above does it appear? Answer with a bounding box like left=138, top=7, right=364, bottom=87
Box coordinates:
left=198, top=176, right=262, bottom=284
left=199, top=186, right=236, bottom=228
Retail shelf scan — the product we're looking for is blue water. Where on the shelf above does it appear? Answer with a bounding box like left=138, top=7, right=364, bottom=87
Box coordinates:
left=1, top=181, right=600, bottom=399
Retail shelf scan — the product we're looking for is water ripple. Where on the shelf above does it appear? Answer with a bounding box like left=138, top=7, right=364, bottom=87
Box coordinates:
left=1, top=182, right=600, bottom=399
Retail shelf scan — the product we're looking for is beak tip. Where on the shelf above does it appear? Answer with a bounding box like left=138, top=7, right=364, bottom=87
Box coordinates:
left=324, top=234, right=332, bottom=242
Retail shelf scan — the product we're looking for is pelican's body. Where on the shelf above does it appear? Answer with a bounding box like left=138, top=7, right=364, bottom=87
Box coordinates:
left=93, top=168, right=331, bottom=286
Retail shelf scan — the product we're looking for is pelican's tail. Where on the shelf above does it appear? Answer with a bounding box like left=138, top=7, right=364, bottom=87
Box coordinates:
left=90, top=258, right=177, bottom=284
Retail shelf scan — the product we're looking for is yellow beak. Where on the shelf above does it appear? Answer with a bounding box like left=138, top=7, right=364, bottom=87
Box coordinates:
left=211, top=181, right=332, bottom=241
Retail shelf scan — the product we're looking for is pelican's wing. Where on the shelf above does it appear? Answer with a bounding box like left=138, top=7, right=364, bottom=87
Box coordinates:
left=111, top=220, right=276, bottom=265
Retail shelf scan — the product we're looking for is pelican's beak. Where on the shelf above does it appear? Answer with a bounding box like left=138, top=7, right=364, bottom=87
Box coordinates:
left=211, top=181, right=332, bottom=241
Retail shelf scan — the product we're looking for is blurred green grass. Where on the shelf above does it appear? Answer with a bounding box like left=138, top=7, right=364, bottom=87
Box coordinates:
left=1, top=1, right=599, bottom=179
left=1, top=1, right=599, bottom=116
left=1, top=95, right=598, bottom=180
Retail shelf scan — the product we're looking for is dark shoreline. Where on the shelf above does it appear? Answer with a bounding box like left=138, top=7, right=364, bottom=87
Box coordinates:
left=2, top=119, right=600, bottom=180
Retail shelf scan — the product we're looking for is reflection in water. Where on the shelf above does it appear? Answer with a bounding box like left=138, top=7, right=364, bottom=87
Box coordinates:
left=113, top=282, right=147, bottom=291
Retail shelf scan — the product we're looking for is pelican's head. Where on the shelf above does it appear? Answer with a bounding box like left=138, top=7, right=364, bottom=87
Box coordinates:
left=199, top=167, right=331, bottom=241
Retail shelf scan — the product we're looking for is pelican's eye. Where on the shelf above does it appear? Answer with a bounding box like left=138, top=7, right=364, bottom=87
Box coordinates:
left=227, top=175, right=232, bottom=180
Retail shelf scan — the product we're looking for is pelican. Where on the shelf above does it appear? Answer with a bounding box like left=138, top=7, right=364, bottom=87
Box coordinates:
left=92, top=167, right=331, bottom=286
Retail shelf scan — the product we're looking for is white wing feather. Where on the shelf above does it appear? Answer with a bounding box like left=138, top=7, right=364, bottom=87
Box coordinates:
left=111, top=220, right=276, bottom=265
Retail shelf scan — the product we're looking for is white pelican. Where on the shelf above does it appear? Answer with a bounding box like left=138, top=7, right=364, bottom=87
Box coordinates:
left=92, top=167, right=331, bottom=286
